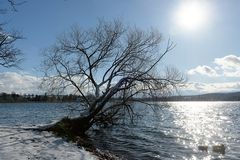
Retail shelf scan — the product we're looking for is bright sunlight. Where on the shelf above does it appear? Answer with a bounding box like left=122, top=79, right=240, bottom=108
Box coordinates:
left=174, top=0, right=212, bottom=32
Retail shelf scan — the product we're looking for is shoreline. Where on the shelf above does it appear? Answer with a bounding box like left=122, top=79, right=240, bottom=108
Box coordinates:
left=0, top=127, right=98, bottom=160
left=0, top=124, right=121, bottom=160
left=35, top=122, right=121, bottom=160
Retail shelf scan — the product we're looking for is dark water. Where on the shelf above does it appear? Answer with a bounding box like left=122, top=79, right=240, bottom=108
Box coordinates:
left=0, top=103, right=81, bottom=127
left=0, top=102, right=240, bottom=159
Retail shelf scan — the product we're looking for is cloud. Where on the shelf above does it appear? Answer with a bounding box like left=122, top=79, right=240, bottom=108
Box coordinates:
left=214, top=55, right=240, bottom=77
left=214, top=54, right=240, bottom=69
left=188, top=65, right=218, bottom=77
left=183, top=81, right=240, bottom=94
left=188, top=54, right=240, bottom=77
left=0, top=72, right=43, bottom=94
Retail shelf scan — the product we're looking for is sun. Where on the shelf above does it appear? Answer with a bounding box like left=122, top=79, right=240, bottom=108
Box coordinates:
left=174, top=1, right=211, bottom=32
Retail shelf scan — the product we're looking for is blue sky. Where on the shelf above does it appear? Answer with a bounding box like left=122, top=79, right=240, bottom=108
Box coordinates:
left=1, top=0, right=240, bottom=94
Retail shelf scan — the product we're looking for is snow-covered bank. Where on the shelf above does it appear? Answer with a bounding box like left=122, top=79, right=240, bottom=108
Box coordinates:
left=0, top=127, right=97, bottom=160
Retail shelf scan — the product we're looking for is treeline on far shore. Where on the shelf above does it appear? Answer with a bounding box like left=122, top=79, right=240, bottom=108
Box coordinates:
left=1, top=91, right=240, bottom=103
left=0, top=92, right=80, bottom=103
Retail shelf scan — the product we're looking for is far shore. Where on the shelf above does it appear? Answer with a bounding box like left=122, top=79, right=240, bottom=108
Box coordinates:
left=1, top=91, right=240, bottom=103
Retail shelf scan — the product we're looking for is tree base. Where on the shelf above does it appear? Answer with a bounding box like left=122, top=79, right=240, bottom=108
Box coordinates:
left=39, top=117, right=120, bottom=160
left=42, top=116, right=91, bottom=140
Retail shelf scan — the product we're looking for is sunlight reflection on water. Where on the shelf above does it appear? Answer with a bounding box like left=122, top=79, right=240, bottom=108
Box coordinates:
left=168, top=102, right=234, bottom=159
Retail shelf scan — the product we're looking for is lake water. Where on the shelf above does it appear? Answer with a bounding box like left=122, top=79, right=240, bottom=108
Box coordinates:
left=1, top=102, right=240, bottom=160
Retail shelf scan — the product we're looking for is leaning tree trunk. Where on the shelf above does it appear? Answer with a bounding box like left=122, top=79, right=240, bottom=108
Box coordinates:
left=42, top=86, right=120, bottom=139
left=42, top=116, right=93, bottom=139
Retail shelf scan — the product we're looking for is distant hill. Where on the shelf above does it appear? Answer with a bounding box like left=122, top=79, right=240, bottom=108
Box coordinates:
left=162, top=92, right=240, bottom=101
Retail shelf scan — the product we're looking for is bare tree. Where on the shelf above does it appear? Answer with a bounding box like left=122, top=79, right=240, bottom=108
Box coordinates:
left=0, top=28, right=22, bottom=67
left=42, top=20, right=184, bottom=135
left=4, top=0, right=26, bottom=12
left=0, top=0, right=25, bottom=68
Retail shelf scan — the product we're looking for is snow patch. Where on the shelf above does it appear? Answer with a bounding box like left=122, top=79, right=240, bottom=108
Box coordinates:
left=0, top=127, right=98, bottom=160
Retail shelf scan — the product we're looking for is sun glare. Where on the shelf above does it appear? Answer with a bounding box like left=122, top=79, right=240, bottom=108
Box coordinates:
left=174, top=1, right=211, bottom=32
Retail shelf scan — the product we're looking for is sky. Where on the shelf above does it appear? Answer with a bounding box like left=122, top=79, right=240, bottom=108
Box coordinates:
left=1, top=0, right=240, bottom=95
